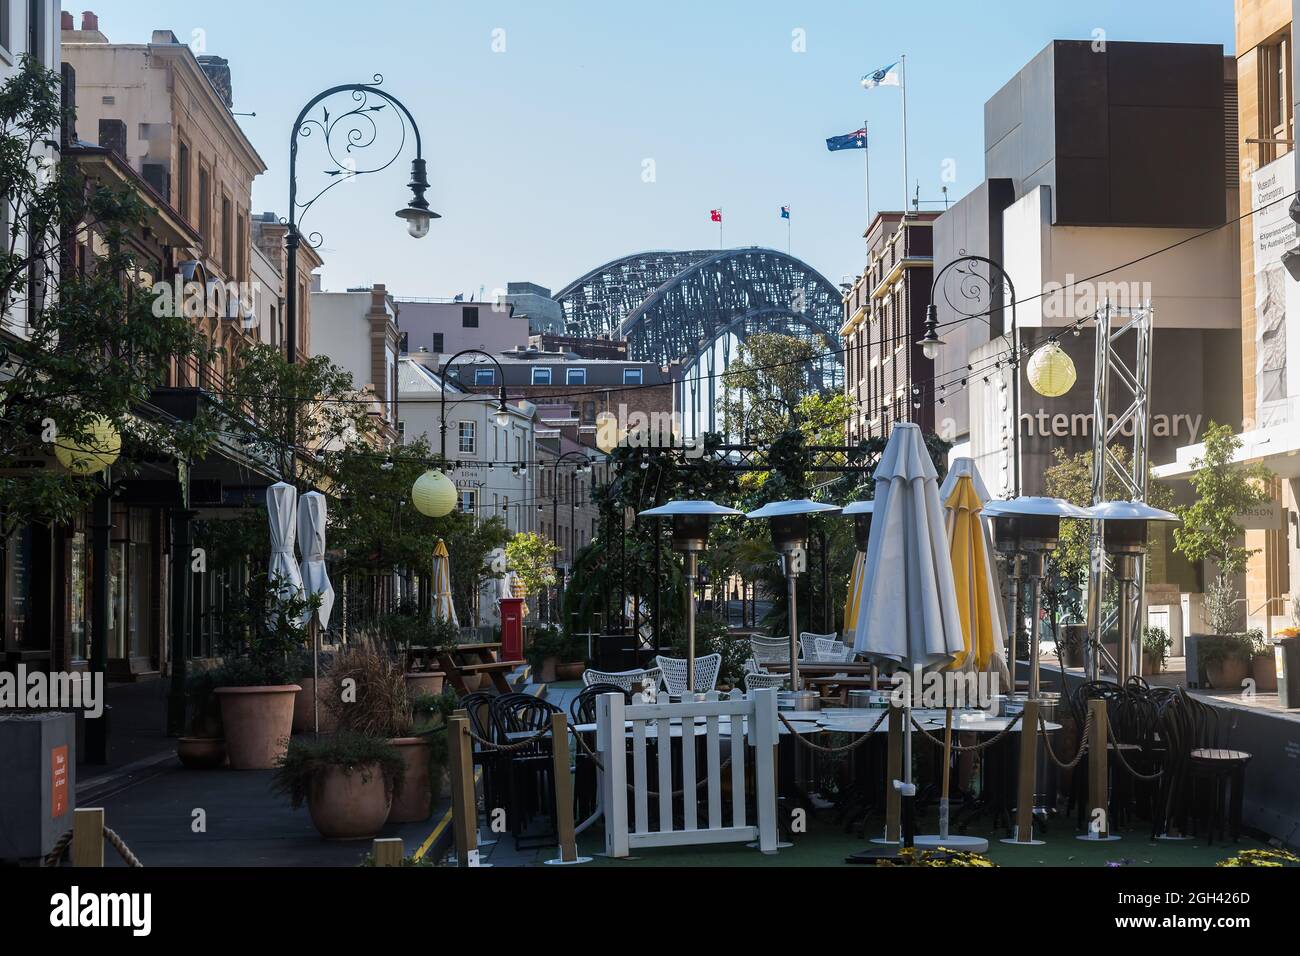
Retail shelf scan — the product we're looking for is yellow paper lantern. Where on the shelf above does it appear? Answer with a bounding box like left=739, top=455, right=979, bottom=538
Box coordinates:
left=1026, top=342, right=1077, bottom=397
left=412, top=469, right=457, bottom=518
left=54, top=416, right=121, bottom=475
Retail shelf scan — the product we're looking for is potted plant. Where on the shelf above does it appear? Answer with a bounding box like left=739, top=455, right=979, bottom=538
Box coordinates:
left=177, top=667, right=226, bottom=769
left=212, top=572, right=313, bottom=770
left=1057, top=623, right=1088, bottom=669
left=1200, top=633, right=1253, bottom=690
left=1248, top=628, right=1278, bottom=693
left=410, top=688, right=457, bottom=803
left=273, top=732, right=403, bottom=840
left=1141, top=625, right=1171, bottom=675
left=325, top=639, right=437, bottom=824
left=381, top=603, right=448, bottom=698
left=292, top=648, right=339, bottom=734
left=526, top=624, right=572, bottom=683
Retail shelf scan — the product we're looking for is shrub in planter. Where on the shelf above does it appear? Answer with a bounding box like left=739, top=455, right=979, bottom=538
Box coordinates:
left=1142, top=625, right=1171, bottom=675
left=1199, top=633, right=1253, bottom=690
left=273, top=732, right=403, bottom=840
left=211, top=657, right=300, bottom=770
left=526, top=625, right=580, bottom=683
left=1057, top=624, right=1087, bottom=669
left=1248, top=629, right=1278, bottom=693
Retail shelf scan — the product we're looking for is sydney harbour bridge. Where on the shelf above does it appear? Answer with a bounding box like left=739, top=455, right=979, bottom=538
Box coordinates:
left=554, top=247, right=844, bottom=438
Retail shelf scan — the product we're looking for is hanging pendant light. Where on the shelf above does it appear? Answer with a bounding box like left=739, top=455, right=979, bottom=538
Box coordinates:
left=1026, top=341, right=1076, bottom=397
left=412, top=469, right=457, bottom=517
left=54, top=416, right=121, bottom=475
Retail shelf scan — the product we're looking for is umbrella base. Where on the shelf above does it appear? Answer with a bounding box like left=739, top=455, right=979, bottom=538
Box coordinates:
left=1155, top=832, right=1193, bottom=841
left=999, top=825, right=1045, bottom=846
left=914, top=833, right=989, bottom=853
left=1076, top=832, right=1123, bottom=842
left=543, top=855, right=593, bottom=865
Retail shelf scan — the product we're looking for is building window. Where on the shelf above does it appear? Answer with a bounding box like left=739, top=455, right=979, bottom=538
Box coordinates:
left=220, top=196, right=232, bottom=275
left=432, top=332, right=444, bottom=353
left=397, top=420, right=405, bottom=443
left=474, top=367, right=495, bottom=385
left=177, top=140, right=191, bottom=219
left=623, top=368, right=643, bottom=385
left=566, top=367, right=586, bottom=385
left=462, top=306, right=479, bottom=328
left=0, top=2, right=9, bottom=54
left=197, top=163, right=211, bottom=247
left=532, top=367, right=552, bottom=385
left=582, top=401, right=596, bottom=424
left=1261, top=32, right=1294, bottom=164
left=458, top=489, right=477, bottom=514
left=458, top=420, right=476, bottom=454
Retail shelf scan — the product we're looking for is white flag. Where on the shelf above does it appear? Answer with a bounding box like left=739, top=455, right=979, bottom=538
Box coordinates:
left=861, top=62, right=901, bottom=89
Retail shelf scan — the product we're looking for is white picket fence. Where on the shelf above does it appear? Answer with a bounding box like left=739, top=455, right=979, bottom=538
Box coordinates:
left=595, top=687, right=779, bottom=857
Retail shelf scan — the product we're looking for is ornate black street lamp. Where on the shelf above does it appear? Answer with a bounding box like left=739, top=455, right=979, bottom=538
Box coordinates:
left=284, top=76, right=436, bottom=365
left=917, top=254, right=1021, bottom=497
left=438, top=349, right=510, bottom=460
left=550, top=450, right=592, bottom=620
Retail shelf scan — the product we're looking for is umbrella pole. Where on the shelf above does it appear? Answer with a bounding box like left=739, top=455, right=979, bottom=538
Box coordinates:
left=684, top=552, right=698, bottom=694
left=900, top=694, right=915, bottom=848
left=786, top=566, right=799, bottom=692
left=311, top=618, right=320, bottom=738
left=939, top=706, right=953, bottom=840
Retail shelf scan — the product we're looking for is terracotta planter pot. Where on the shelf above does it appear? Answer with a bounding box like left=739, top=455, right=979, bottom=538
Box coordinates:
left=555, top=662, right=585, bottom=682
left=1253, top=654, right=1278, bottom=693
left=177, top=736, right=226, bottom=769
left=1205, top=656, right=1250, bottom=691
left=1142, top=652, right=1164, bottom=675
left=537, top=657, right=558, bottom=684
left=387, top=736, right=433, bottom=823
left=214, top=685, right=299, bottom=770
left=307, top=762, right=392, bottom=840
left=404, top=672, right=445, bottom=699
left=292, top=678, right=338, bottom=734
left=1058, top=624, right=1088, bottom=668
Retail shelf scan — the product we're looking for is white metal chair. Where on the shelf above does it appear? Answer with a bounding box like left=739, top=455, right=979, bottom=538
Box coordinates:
left=582, top=666, right=662, bottom=696
left=743, top=669, right=789, bottom=693
left=654, top=654, right=722, bottom=696
left=749, top=635, right=794, bottom=671
left=813, top=636, right=854, bottom=663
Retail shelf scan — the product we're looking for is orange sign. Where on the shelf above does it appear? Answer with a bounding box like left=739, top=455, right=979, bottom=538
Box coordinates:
left=51, top=745, right=68, bottom=817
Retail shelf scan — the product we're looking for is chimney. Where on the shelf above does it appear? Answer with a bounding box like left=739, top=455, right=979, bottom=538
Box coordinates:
left=61, top=11, right=74, bottom=30
left=81, top=11, right=98, bottom=31
left=197, top=55, right=233, bottom=109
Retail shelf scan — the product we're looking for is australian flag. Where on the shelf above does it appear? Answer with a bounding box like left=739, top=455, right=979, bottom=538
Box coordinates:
left=826, top=127, right=868, bottom=152
left=780, top=205, right=790, bottom=219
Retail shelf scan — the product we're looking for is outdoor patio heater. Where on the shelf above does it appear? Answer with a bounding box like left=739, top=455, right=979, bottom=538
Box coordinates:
left=983, top=496, right=1090, bottom=700
left=843, top=499, right=874, bottom=551
left=1085, top=501, right=1179, bottom=685
left=746, top=499, right=842, bottom=701
left=638, top=500, right=742, bottom=693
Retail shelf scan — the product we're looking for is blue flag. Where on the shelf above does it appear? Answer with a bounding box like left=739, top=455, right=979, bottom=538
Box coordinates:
left=826, top=127, right=868, bottom=151
left=780, top=205, right=790, bottom=220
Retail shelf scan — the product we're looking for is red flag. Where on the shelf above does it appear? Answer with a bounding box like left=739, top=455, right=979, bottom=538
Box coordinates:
left=710, top=208, right=722, bottom=223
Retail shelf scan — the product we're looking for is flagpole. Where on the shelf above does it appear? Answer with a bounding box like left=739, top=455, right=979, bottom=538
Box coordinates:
left=864, top=118, right=872, bottom=230
left=787, top=210, right=791, bottom=254
left=900, top=54, right=910, bottom=216
left=719, top=208, right=723, bottom=249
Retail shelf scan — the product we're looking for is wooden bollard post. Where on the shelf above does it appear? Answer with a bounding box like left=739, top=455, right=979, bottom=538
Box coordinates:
left=372, top=837, right=404, bottom=866
left=1002, top=699, right=1043, bottom=845
left=1083, top=698, right=1115, bottom=841
left=549, top=712, right=580, bottom=863
left=72, top=807, right=104, bottom=868
left=884, top=706, right=903, bottom=843
left=447, top=714, right=479, bottom=866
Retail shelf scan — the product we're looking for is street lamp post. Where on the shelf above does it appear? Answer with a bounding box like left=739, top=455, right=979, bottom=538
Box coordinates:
left=918, top=254, right=1021, bottom=497
left=438, top=349, right=511, bottom=461
left=284, top=76, right=436, bottom=366
left=550, top=450, right=591, bottom=621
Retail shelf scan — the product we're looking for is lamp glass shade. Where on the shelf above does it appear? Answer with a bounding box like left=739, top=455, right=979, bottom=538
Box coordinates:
left=412, top=469, right=457, bottom=518
left=54, top=416, right=121, bottom=475
left=396, top=206, right=435, bottom=239
left=1026, top=341, right=1076, bottom=397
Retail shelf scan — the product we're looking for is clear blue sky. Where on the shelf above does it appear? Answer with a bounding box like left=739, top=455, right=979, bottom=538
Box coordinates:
left=78, top=1, right=1235, bottom=298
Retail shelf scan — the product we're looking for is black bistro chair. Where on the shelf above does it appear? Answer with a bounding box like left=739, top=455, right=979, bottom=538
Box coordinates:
left=490, top=693, right=561, bottom=848
left=569, top=683, right=632, bottom=821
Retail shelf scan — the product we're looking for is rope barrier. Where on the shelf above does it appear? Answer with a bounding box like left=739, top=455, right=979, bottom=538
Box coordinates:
left=909, top=712, right=1024, bottom=753
left=1038, top=710, right=1092, bottom=770
left=42, top=826, right=143, bottom=868
left=779, top=709, right=889, bottom=754
left=566, top=721, right=731, bottom=798
left=1106, top=721, right=1164, bottom=781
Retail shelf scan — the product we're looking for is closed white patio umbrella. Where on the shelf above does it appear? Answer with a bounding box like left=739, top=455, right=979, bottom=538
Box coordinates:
left=852, top=423, right=965, bottom=846
left=297, top=491, right=334, bottom=736
left=266, top=481, right=305, bottom=607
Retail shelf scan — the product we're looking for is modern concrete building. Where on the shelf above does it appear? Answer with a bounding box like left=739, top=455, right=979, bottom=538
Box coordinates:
left=504, top=281, right=565, bottom=334
left=933, top=39, right=1243, bottom=500
left=310, top=285, right=403, bottom=445
left=841, top=211, right=940, bottom=444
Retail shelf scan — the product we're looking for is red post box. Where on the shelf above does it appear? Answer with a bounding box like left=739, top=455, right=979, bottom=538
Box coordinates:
left=499, top=597, right=524, bottom=662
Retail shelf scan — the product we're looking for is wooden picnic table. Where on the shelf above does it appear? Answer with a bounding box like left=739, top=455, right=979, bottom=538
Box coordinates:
left=436, top=641, right=521, bottom=696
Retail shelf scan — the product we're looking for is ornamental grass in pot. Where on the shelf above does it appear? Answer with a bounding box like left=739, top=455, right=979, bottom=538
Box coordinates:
left=273, top=732, right=404, bottom=840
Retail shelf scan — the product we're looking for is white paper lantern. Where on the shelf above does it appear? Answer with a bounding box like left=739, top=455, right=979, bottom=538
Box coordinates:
left=412, top=469, right=457, bottom=518
left=1027, top=342, right=1076, bottom=397
left=54, top=416, right=121, bottom=475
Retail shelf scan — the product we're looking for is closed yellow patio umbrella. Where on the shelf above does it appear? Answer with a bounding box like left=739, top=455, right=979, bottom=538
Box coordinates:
left=946, top=476, right=996, bottom=673
left=844, top=549, right=866, bottom=633
left=431, top=539, right=458, bottom=627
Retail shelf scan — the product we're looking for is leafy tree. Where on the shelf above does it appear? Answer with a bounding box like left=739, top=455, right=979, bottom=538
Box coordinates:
left=1172, top=422, right=1273, bottom=632
left=0, top=57, right=213, bottom=534
left=721, top=333, right=817, bottom=440
left=505, top=531, right=559, bottom=599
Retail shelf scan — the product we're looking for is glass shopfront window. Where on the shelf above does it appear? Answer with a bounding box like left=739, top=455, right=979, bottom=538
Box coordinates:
left=70, top=528, right=88, bottom=662
left=109, top=506, right=156, bottom=661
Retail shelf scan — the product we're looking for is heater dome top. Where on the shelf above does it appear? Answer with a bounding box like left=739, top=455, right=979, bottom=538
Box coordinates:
left=842, top=500, right=875, bottom=515
left=638, top=499, right=743, bottom=518
left=745, top=498, right=842, bottom=519
left=983, top=495, right=1090, bottom=519
left=1085, top=500, right=1179, bottom=523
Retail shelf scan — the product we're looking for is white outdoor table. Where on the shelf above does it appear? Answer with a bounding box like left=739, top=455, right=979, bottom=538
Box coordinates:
left=569, top=714, right=822, bottom=738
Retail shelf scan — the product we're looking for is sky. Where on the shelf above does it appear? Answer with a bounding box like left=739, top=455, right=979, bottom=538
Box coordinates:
left=77, top=0, right=1236, bottom=299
